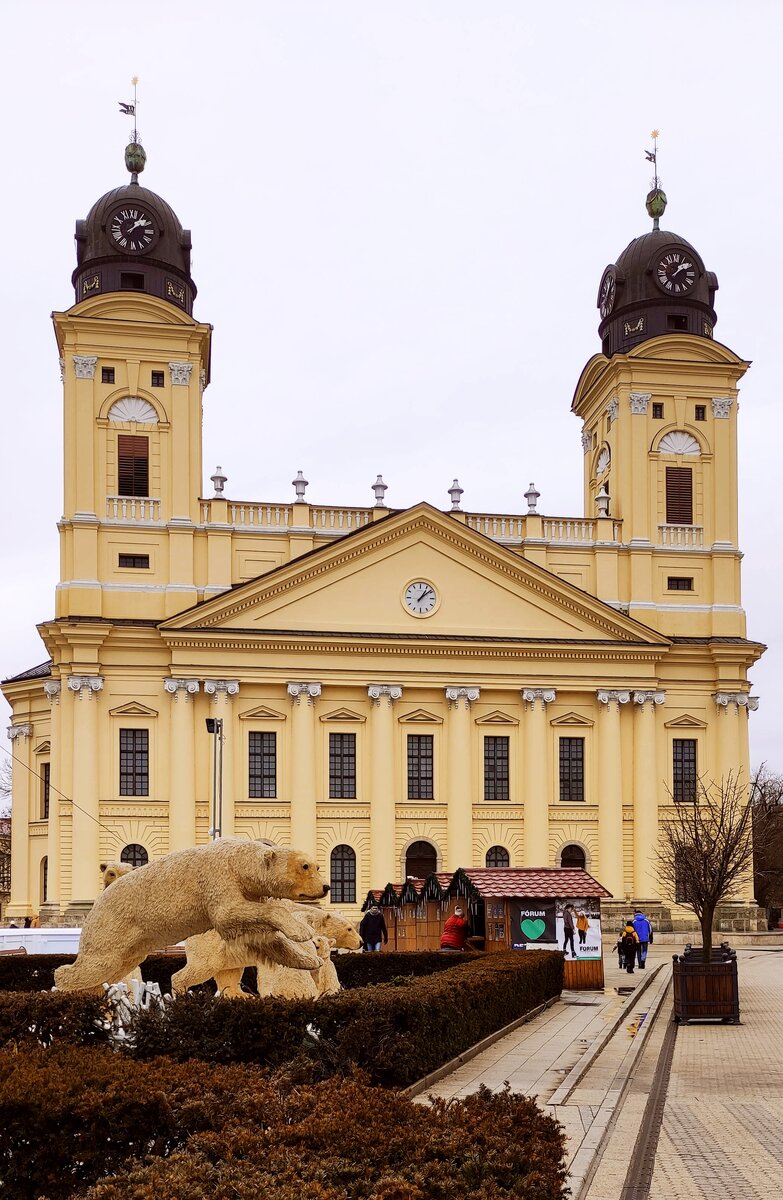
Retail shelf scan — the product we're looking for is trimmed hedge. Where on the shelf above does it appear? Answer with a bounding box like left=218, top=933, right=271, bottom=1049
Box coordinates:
left=0, top=1044, right=568, bottom=1200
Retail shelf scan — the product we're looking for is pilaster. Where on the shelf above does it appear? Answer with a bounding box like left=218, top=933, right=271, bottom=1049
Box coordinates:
left=6, top=724, right=33, bottom=916
left=596, top=689, right=630, bottom=897
left=203, top=681, right=240, bottom=839
left=164, top=679, right=200, bottom=850
left=632, top=690, right=665, bottom=899
left=287, top=683, right=322, bottom=857
left=521, top=688, right=556, bottom=867
left=65, top=675, right=103, bottom=906
left=43, top=681, right=62, bottom=918
left=445, top=687, right=480, bottom=869
left=368, top=685, right=402, bottom=888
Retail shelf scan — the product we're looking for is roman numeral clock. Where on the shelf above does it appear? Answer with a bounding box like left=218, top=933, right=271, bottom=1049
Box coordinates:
left=107, top=204, right=159, bottom=253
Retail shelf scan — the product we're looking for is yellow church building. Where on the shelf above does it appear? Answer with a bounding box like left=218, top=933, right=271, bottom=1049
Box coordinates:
left=2, top=140, right=765, bottom=928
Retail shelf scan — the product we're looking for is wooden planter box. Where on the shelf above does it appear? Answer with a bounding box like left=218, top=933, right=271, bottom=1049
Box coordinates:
left=672, top=953, right=740, bottom=1024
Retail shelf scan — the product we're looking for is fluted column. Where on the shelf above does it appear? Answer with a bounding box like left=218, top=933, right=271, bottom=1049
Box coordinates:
left=368, top=685, right=402, bottom=887
left=632, top=691, right=665, bottom=899
left=714, top=693, right=752, bottom=785
left=287, top=683, right=321, bottom=857
left=445, top=687, right=479, bottom=870
left=596, top=689, right=630, bottom=898
left=7, top=724, right=33, bottom=915
left=203, top=681, right=240, bottom=839
left=522, top=688, right=556, bottom=867
left=42, top=681, right=62, bottom=916
left=67, top=675, right=103, bottom=903
left=164, top=679, right=200, bottom=850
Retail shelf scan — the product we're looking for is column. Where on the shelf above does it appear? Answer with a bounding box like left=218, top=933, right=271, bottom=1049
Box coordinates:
left=445, top=687, right=479, bottom=870
left=287, top=682, right=321, bottom=857
left=7, top=724, right=33, bottom=916
left=43, top=681, right=62, bottom=918
left=203, top=680, right=240, bottom=839
left=521, top=688, right=556, bottom=866
left=596, top=689, right=630, bottom=898
left=713, top=693, right=747, bottom=785
left=164, top=679, right=200, bottom=850
left=367, top=685, right=402, bottom=888
left=632, top=691, right=665, bottom=899
left=67, top=675, right=103, bottom=904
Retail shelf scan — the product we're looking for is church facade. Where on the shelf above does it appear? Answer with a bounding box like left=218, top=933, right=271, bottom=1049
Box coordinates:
left=2, top=143, right=764, bottom=926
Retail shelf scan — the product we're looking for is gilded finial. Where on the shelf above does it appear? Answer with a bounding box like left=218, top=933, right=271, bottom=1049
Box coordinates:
left=644, top=128, right=666, bottom=230
left=119, top=76, right=146, bottom=181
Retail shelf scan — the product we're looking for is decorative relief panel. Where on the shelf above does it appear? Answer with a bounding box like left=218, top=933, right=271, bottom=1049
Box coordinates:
left=711, top=396, right=733, bottom=419
left=108, top=397, right=158, bottom=424
left=658, top=430, right=700, bottom=455
left=581, top=427, right=592, bottom=453
left=73, top=355, right=97, bottom=379
left=168, top=361, right=193, bottom=385
left=629, top=391, right=651, bottom=414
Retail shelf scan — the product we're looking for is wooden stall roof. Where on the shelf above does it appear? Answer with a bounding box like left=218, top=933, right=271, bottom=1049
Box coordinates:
left=362, top=866, right=612, bottom=910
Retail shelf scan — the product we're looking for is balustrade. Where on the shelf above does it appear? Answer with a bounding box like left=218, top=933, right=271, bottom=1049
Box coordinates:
left=105, top=496, right=161, bottom=522
left=658, top=524, right=704, bottom=548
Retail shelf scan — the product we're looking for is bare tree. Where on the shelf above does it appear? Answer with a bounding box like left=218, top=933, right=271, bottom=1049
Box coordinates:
left=658, top=771, right=770, bottom=962
left=0, top=755, right=10, bottom=816
left=751, top=768, right=783, bottom=921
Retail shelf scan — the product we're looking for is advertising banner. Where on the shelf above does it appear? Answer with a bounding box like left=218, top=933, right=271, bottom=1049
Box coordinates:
left=508, top=897, right=602, bottom=960
left=509, top=900, right=556, bottom=949
left=556, top=897, right=602, bottom=960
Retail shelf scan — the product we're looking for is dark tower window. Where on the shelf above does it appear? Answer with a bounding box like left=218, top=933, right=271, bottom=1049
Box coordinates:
left=151, top=371, right=164, bottom=388
left=667, top=576, right=693, bottom=591
left=694, top=405, right=706, bottom=421
left=560, top=844, right=586, bottom=870
left=120, top=272, right=145, bottom=291
left=405, top=839, right=437, bottom=879
left=652, top=403, right=664, bottom=420
left=330, top=845, right=356, bottom=904
left=101, top=367, right=115, bottom=384
left=41, top=762, right=50, bottom=820
left=117, top=435, right=149, bottom=497
left=665, top=467, right=693, bottom=524
left=121, top=843, right=149, bottom=868
left=666, top=314, right=688, bottom=332
left=486, top=845, right=510, bottom=868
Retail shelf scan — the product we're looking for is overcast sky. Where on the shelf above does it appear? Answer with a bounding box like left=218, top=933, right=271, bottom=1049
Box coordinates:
left=1, top=1, right=781, bottom=767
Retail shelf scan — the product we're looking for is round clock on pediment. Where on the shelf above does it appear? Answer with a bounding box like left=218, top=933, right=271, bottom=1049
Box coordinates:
left=402, top=580, right=439, bottom=617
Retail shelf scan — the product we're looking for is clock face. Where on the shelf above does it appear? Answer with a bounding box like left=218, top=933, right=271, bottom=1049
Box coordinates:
left=599, top=271, right=616, bottom=318
left=108, top=205, right=158, bottom=254
left=655, top=250, right=696, bottom=295
left=403, top=581, right=438, bottom=616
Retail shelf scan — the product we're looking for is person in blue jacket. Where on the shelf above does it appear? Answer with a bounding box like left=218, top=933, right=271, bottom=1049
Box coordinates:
left=632, top=909, right=652, bottom=968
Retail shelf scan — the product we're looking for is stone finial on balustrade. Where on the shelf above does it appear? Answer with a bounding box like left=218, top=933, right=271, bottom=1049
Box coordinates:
left=210, top=466, right=227, bottom=497
left=372, top=475, right=388, bottom=506
left=448, top=479, right=464, bottom=510
left=292, top=470, right=309, bottom=503
left=596, top=485, right=610, bottom=517
left=524, top=482, right=540, bottom=514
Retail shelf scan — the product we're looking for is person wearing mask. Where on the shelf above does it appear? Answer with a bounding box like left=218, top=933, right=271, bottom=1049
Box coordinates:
left=440, top=906, right=471, bottom=951
left=358, top=904, right=388, bottom=952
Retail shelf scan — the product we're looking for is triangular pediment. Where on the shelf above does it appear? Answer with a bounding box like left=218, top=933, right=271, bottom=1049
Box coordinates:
left=34, top=740, right=51, bottom=754
left=108, top=702, right=158, bottom=718
left=161, top=503, right=667, bottom=648
left=551, top=711, right=594, bottom=727
left=239, top=704, right=286, bottom=721
left=320, top=707, right=366, bottom=723
left=665, top=714, right=707, bottom=729
left=399, top=708, right=443, bottom=725
left=475, top=710, right=519, bottom=726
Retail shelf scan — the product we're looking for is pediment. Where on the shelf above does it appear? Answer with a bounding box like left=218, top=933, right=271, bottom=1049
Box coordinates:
left=475, top=710, right=519, bottom=726
left=239, top=704, right=286, bottom=721
left=34, top=740, right=51, bottom=755
left=108, top=702, right=158, bottom=718
left=665, top=714, right=707, bottom=729
left=399, top=708, right=443, bottom=725
left=320, top=707, right=366, bottom=723
left=551, top=711, right=594, bottom=727
left=162, top=503, right=666, bottom=649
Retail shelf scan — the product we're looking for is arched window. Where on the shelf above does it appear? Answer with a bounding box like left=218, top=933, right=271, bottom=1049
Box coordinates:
left=560, top=844, right=586, bottom=870
left=486, top=846, right=510, bottom=868
left=40, top=856, right=48, bottom=903
left=405, top=840, right=437, bottom=880
left=330, top=845, right=356, bottom=904
left=120, top=843, right=149, bottom=869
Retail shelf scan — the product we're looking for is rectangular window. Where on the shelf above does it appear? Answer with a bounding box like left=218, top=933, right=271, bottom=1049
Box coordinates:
left=248, top=731, right=277, bottom=798
left=667, top=576, right=693, bottom=591
left=119, top=729, right=149, bottom=797
left=652, top=402, right=664, bottom=420
left=41, top=762, right=50, bottom=820
left=329, top=732, right=356, bottom=799
left=559, top=737, right=585, bottom=802
left=117, top=434, right=149, bottom=498
left=665, top=466, right=694, bottom=524
left=407, top=734, right=434, bottom=800
left=101, top=367, right=115, bottom=384
left=666, top=314, right=688, bottom=332
left=673, top=739, right=697, bottom=804
left=118, top=554, right=150, bottom=569
left=151, top=370, right=165, bottom=387
left=694, top=405, right=706, bottom=421
left=484, top=736, right=510, bottom=801
left=120, top=272, right=145, bottom=290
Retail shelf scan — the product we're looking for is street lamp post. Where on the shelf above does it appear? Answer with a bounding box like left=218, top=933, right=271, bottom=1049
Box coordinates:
left=205, top=717, right=224, bottom=840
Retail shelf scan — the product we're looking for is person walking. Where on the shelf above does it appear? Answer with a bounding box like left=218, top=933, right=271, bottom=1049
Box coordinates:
left=621, top=920, right=640, bottom=974
left=576, top=910, right=590, bottom=946
left=358, top=904, right=388, bottom=952
left=632, top=909, right=652, bottom=969
left=440, top=906, right=471, bottom=951
left=562, top=904, right=577, bottom=959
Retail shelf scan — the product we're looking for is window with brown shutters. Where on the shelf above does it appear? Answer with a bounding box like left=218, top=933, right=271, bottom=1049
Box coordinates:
left=117, top=434, right=149, bottom=497
left=665, top=466, right=693, bottom=524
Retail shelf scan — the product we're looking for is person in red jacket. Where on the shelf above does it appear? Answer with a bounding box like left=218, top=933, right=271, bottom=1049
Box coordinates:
left=440, top=906, right=471, bottom=951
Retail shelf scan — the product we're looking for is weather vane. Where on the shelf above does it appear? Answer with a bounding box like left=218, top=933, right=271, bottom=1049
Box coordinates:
left=118, top=77, right=146, bottom=180
left=644, top=129, right=667, bottom=230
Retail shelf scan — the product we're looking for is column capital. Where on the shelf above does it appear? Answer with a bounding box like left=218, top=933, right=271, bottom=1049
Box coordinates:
left=164, top=678, right=200, bottom=699
left=714, top=691, right=756, bottom=710
left=368, top=684, right=403, bottom=705
left=521, top=687, right=556, bottom=707
left=203, top=679, right=239, bottom=700
left=712, top=396, right=734, bottom=419
left=632, top=690, right=665, bottom=708
left=43, top=680, right=61, bottom=704
left=168, top=361, right=194, bottom=385
left=66, top=675, right=103, bottom=697
left=629, top=391, right=651, bottom=414
left=72, top=355, right=97, bottom=379
left=7, top=723, right=33, bottom=741
left=287, top=682, right=322, bottom=704
left=581, top=426, right=592, bottom=453
left=597, top=689, right=631, bottom=706
left=445, top=686, right=480, bottom=708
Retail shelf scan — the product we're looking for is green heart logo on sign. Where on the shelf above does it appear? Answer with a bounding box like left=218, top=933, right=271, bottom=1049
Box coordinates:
left=520, top=919, right=546, bottom=940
